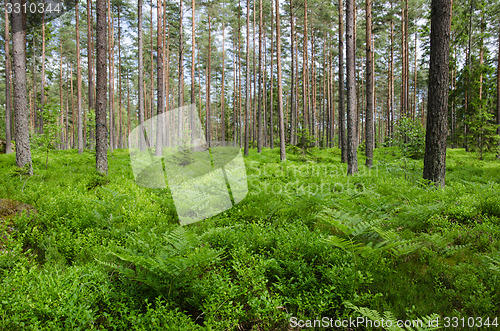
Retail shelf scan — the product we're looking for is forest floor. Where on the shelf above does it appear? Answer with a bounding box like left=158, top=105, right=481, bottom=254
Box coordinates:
left=0, top=146, right=499, bottom=330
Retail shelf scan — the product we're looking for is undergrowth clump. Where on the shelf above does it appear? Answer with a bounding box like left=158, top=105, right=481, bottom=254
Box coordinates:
left=0, top=147, right=499, bottom=329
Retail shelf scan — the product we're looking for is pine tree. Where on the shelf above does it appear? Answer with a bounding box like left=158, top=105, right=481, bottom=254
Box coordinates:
left=96, top=0, right=108, bottom=174
left=423, top=0, right=451, bottom=187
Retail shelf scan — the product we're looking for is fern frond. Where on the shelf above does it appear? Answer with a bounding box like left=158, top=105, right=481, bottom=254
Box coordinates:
left=323, top=236, right=366, bottom=254
left=344, top=301, right=441, bottom=331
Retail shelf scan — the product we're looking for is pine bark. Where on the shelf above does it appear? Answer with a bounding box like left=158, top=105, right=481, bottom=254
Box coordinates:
left=288, top=0, right=294, bottom=146
left=191, top=0, right=196, bottom=140
left=497, top=24, right=500, bottom=159
left=244, top=0, right=250, bottom=155
left=365, top=0, right=373, bottom=167
left=221, top=19, right=226, bottom=144
left=96, top=0, right=108, bottom=174
left=339, top=0, right=347, bottom=162
left=87, top=0, right=94, bottom=147
left=206, top=13, right=212, bottom=147
left=76, top=1, right=84, bottom=153
left=423, top=0, right=451, bottom=188
left=275, top=0, right=285, bottom=161
left=60, top=42, right=64, bottom=148
left=40, top=12, right=45, bottom=134
left=155, top=0, right=164, bottom=156
left=117, top=7, right=122, bottom=148
left=4, top=2, right=12, bottom=154
left=346, top=0, right=358, bottom=175
left=107, top=0, right=114, bottom=152
left=257, top=0, right=263, bottom=152
left=138, top=0, right=145, bottom=150
left=302, top=0, right=309, bottom=138
left=179, top=0, right=184, bottom=109
left=270, top=0, right=274, bottom=149
left=12, top=0, right=32, bottom=173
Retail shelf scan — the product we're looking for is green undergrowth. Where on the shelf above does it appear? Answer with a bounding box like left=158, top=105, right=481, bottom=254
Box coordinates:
left=0, top=147, right=499, bottom=330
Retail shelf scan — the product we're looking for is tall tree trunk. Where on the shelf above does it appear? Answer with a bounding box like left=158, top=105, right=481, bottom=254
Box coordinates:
left=257, top=0, right=262, bottom=152
left=155, top=0, right=164, bottom=156
left=346, top=0, right=358, bottom=175
left=232, top=38, right=237, bottom=144
left=107, top=0, right=114, bottom=152
left=127, top=72, right=131, bottom=143
left=302, top=0, right=309, bottom=139
left=244, top=0, right=250, bottom=155
left=270, top=0, right=274, bottom=149
left=70, top=64, right=75, bottom=148
left=390, top=4, right=395, bottom=138
left=40, top=11, right=45, bottom=134
left=4, top=2, right=12, bottom=154
left=339, top=0, right=347, bottom=162
left=191, top=0, right=196, bottom=141
left=150, top=0, right=154, bottom=136
left=237, top=1, right=242, bottom=146
left=221, top=18, right=226, bottom=144
left=463, top=0, right=473, bottom=151
left=423, top=0, right=451, bottom=188
left=60, top=41, right=64, bottom=148
left=138, top=0, right=145, bottom=150
left=32, top=34, right=37, bottom=133
left=288, top=0, right=294, bottom=146
left=207, top=13, right=212, bottom=147
left=413, top=27, right=418, bottom=118
left=365, top=0, right=373, bottom=167
left=497, top=24, right=500, bottom=159
left=275, top=0, right=286, bottom=161
left=311, top=33, right=317, bottom=145
left=87, top=0, right=94, bottom=137
left=117, top=6, right=122, bottom=148
left=179, top=0, right=184, bottom=110
left=12, top=0, right=32, bottom=173
left=252, top=0, right=256, bottom=146
left=76, top=1, right=84, bottom=153
left=96, top=0, right=108, bottom=174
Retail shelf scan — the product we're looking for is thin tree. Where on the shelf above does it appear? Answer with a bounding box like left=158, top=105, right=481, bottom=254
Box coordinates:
left=155, top=0, right=164, bottom=156
left=365, top=0, right=373, bottom=167
left=497, top=23, right=500, bottom=159
left=221, top=15, right=226, bottom=144
left=87, top=0, right=94, bottom=140
left=191, top=0, right=196, bottom=140
left=76, top=0, right=84, bottom=153
left=270, top=0, right=274, bottom=149
left=138, top=0, right=145, bottom=150
left=302, top=0, right=309, bottom=138
left=179, top=0, right=184, bottom=110
left=289, top=0, right=295, bottom=145
left=107, top=0, right=114, bottom=152
left=40, top=10, right=45, bottom=134
left=207, top=12, right=212, bottom=147
left=423, top=0, right=451, bottom=187
left=257, top=0, right=262, bottom=152
left=244, top=0, right=250, bottom=155
left=4, top=0, right=12, bottom=154
left=59, top=41, right=64, bottom=148
left=275, top=0, right=285, bottom=161
left=339, top=0, right=347, bottom=163
left=96, top=0, right=108, bottom=174
left=345, top=0, right=357, bottom=175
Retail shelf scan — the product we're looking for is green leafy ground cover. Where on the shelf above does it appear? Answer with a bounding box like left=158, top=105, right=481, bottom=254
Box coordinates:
left=0, top=147, right=499, bottom=330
